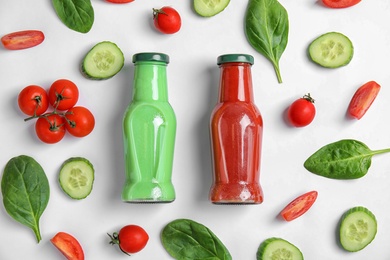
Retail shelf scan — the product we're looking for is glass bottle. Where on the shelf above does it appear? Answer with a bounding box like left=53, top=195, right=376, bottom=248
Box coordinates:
left=209, top=54, right=264, bottom=204
left=122, top=52, right=176, bottom=203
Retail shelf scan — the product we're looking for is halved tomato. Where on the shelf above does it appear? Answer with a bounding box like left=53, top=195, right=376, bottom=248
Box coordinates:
left=1, top=30, right=44, bottom=50
left=280, top=191, right=318, bottom=221
left=106, top=0, right=134, bottom=3
left=51, top=232, right=84, bottom=260
left=322, top=0, right=361, bottom=8
left=348, top=81, right=381, bottom=120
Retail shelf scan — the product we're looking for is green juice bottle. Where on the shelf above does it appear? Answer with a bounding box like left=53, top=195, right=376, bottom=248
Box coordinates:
left=122, top=52, right=176, bottom=203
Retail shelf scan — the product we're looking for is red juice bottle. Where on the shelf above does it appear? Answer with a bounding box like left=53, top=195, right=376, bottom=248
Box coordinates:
left=209, top=54, right=264, bottom=204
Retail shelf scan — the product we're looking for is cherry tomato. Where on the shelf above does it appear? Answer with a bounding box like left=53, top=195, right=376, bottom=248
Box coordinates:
left=280, top=191, right=318, bottom=221
left=18, top=85, right=49, bottom=116
left=153, top=6, right=181, bottom=34
left=51, top=232, right=85, bottom=260
left=348, top=81, right=380, bottom=120
left=109, top=225, right=149, bottom=255
left=1, top=30, right=45, bottom=50
left=49, top=79, right=79, bottom=111
left=106, top=0, right=134, bottom=3
left=322, top=0, right=361, bottom=8
left=287, top=93, right=316, bottom=127
left=65, top=106, right=95, bottom=137
left=35, top=114, right=66, bottom=144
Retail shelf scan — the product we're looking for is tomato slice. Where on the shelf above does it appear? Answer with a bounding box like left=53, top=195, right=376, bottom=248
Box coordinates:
left=280, top=191, right=318, bottom=221
left=106, top=0, right=134, bottom=3
left=348, top=81, right=381, bottom=120
left=322, top=0, right=361, bottom=8
left=51, top=232, right=85, bottom=260
left=1, top=30, right=44, bottom=50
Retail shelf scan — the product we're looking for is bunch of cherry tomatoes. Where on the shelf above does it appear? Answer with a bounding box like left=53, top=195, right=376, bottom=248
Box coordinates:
left=18, top=79, right=95, bottom=144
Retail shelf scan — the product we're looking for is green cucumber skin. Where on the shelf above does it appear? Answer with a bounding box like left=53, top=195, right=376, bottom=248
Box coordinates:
left=339, top=206, right=377, bottom=252
left=257, top=237, right=304, bottom=260
left=59, top=157, right=95, bottom=200
left=194, top=0, right=230, bottom=17
left=82, top=41, right=124, bottom=80
left=308, top=32, right=353, bottom=68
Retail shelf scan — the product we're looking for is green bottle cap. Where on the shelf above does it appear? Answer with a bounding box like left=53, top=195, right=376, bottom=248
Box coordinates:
left=217, top=54, right=254, bottom=65
left=132, top=52, right=170, bottom=64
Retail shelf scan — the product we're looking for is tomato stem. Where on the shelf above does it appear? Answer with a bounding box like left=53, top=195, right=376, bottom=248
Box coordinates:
left=303, top=93, right=315, bottom=103
left=108, top=232, right=131, bottom=256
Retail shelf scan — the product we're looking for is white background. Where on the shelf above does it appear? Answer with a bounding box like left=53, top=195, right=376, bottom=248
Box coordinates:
left=1, top=0, right=390, bottom=259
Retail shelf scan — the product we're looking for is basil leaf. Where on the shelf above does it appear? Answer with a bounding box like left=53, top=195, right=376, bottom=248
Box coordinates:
left=1, top=155, right=50, bottom=243
left=245, top=0, right=289, bottom=83
left=162, top=219, right=232, bottom=260
left=52, top=0, right=94, bottom=33
left=304, top=139, right=390, bottom=179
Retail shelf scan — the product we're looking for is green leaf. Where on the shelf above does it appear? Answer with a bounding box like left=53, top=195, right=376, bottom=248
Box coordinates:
left=1, top=155, right=50, bottom=243
left=52, top=0, right=94, bottom=33
left=161, top=219, right=232, bottom=260
left=304, top=139, right=390, bottom=179
left=245, top=0, right=289, bottom=83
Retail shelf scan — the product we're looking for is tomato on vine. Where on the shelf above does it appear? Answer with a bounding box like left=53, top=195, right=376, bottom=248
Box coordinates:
left=49, top=79, right=79, bottom=111
left=287, top=93, right=316, bottom=127
left=18, top=85, right=49, bottom=116
left=153, top=6, right=181, bottom=34
left=65, top=106, right=95, bottom=137
left=35, top=114, right=66, bottom=144
left=108, top=225, right=149, bottom=255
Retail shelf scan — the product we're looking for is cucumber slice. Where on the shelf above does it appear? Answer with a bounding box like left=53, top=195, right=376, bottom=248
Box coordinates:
left=82, top=41, right=124, bottom=80
left=194, top=0, right=230, bottom=17
left=308, top=32, right=353, bottom=68
left=339, top=206, right=377, bottom=252
left=59, top=157, right=94, bottom=200
left=257, top=237, right=303, bottom=260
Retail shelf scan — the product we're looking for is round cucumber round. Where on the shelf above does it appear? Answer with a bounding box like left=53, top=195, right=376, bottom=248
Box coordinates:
left=308, top=32, right=353, bottom=68
left=59, top=157, right=94, bottom=200
left=257, top=237, right=303, bottom=260
left=339, top=206, right=377, bottom=252
left=194, top=0, right=230, bottom=17
left=82, top=41, right=124, bottom=80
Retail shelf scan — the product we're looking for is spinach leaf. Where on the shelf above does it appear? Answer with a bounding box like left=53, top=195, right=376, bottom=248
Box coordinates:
left=1, top=155, right=50, bottom=243
left=245, top=0, right=289, bottom=83
left=52, top=0, right=94, bottom=33
left=161, top=218, right=232, bottom=260
left=304, top=139, right=390, bottom=179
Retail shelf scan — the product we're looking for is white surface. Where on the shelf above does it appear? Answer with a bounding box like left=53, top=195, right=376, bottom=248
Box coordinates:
left=1, top=0, right=390, bottom=259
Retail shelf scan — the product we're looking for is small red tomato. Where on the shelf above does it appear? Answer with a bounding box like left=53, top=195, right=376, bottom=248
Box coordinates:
left=1, top=30, right=45, bottom=50
left=153, top=6, right=181, bottom=34
left=109, top=225, right=149, bottom=255
left=35, top=114, right=66, bottom=144
left=18, top=85, right=49, bottom=116
left=49, top=79, right=79, bottom=111
left=348, top=81, right=380, bottom=120
left=287, top=93, right=316, bottom=127
left=51, top=232, right=85, bottom=260
left=65, top=106, right=95, bottom=137
left=280, top=191, right=318, bottom=221
left=322, top=0, right=361, bottom=8
left=106, top=0, right=134, bottom=3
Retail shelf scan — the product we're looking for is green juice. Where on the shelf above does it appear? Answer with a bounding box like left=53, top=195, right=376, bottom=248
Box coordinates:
left=122, top=53, right=176, bottom=203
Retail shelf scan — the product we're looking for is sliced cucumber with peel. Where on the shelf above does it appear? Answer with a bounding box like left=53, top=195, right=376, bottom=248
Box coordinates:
left=309, top=32, right=353, bottom=68
left=339, top=206, right=377, bottom=252
left=59, top=157, right=94, bottom=200
left=257, top=237, right=303, bottom=260
left=194, top=0, right=230, bottom=17
left=82, top=41, right=124, bottom=80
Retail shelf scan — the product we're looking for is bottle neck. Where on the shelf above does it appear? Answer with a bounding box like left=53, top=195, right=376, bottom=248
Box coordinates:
left=133, top=61, right=168, bottom=101
left=218, top=62, right=254, bottom=102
